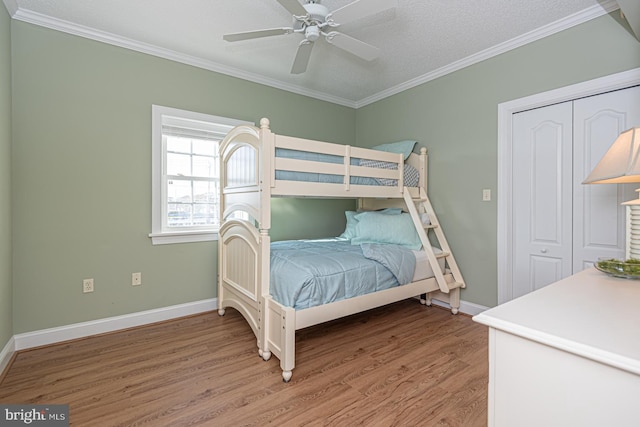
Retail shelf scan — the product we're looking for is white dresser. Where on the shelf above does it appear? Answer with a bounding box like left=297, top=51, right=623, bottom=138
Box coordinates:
left=473, top=268, right=640, bottom=427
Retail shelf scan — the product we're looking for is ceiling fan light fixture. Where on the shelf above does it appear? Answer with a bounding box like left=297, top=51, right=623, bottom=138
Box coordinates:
left=305, top=25, right=320, bottom=41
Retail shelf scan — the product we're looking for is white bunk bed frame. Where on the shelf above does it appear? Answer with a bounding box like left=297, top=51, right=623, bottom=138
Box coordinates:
left=218, top=118, right=465, bottom=382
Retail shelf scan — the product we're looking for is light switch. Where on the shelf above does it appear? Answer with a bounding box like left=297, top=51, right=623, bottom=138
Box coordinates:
left=482, top=189, right=491, bottom=201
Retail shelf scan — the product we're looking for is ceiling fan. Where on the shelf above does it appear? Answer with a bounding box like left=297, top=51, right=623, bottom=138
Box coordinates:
left=223, top=0, right=397, bottom=74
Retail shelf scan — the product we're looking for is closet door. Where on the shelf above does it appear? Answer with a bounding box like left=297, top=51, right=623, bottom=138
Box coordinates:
left=572, top=86, right=640, bottom=269
left=512, top=85, right=640, bottom=300
left=512, top=102, right=573, bottom=299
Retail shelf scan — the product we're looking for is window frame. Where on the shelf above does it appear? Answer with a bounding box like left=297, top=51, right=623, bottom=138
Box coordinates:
left=150, top=105, right=252, bottom=245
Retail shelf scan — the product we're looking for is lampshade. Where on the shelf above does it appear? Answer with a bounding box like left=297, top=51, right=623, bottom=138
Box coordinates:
left=582, top=127, right=640, bottom=184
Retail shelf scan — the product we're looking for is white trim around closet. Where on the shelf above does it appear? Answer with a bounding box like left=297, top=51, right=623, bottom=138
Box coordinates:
left=497, top=68, right=640, bottom=305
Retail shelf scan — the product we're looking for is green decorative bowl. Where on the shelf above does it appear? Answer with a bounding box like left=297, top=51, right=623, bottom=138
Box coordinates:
left=595, top=258, right=640, bottom=279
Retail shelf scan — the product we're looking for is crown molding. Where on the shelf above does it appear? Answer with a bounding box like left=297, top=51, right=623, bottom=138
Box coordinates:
left=7, top=1, right=620, bottom=109
left=8, top=8, right=358, bottom=108
left=616, top=0, right=640, bottom=40
left=356, top=0, right=621, bottom=108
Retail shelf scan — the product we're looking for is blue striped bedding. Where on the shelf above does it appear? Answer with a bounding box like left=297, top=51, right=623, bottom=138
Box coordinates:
left=275, top=148, right=419, bottom=187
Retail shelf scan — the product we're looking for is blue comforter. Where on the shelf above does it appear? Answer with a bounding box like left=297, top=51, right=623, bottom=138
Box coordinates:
left=270, top=239, right=416, bottom=309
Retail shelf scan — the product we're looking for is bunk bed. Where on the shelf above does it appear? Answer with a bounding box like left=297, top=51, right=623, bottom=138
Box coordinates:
left=218, top=118, right=465, bottom=382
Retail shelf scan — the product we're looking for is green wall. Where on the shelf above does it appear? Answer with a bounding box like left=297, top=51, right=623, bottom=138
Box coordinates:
left=0, top=6, right=13, bottom=350
left=11, top=21, right=355, bottom=334
left=6, top=10, right=640, bottom=339
left=355, top=12, right=640, bottom=307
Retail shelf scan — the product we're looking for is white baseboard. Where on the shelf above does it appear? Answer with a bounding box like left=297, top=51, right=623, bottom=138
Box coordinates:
left=14, top=298, right=218, bottom=351
left=5, top=295, right=486, bottom=367
left=431, top=298, right=488, bottom=316
left=0, top=336, right=15, bottom=377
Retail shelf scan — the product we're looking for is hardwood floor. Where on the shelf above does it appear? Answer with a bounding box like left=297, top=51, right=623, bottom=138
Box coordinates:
left=0, top=300, right=488, bottom=426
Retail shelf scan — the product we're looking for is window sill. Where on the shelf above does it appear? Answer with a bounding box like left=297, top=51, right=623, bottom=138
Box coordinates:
left=149, top=230, right=218, bottom=245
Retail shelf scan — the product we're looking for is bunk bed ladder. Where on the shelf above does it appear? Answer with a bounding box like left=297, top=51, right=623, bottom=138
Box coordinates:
left=403, top=187, right=465, bottom=294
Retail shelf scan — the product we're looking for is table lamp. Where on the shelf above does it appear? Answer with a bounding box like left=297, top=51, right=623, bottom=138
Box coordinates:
left=583, top=127, right=640, bottom=259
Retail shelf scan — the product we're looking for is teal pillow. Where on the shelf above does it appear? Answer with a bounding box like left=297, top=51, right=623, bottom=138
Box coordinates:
left=339, top=211, right=359, bottom=239
left=339, top=208, right=402, bottom=240
left=351, top=211, right=422, bottom=250
left=370, top=140, right=417, bottom=161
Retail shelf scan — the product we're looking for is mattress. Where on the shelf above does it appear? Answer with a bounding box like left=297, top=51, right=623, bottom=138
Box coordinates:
left=413, top=247, right=445, bottom=282
left=270, top=239, right=445, bottom=310
left=274, top=148, right=419, bottom=187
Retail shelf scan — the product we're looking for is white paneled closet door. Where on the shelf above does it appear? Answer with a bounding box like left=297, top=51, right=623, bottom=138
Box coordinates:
left=573, top=87, right=640, bottom=270
left=513, top=103, right=573, bottom=299
left=512, top=86, right=640, bottom=299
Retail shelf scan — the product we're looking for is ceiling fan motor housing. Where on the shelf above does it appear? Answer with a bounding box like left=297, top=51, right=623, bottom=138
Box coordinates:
left=292, top=2, right=330, bottom=31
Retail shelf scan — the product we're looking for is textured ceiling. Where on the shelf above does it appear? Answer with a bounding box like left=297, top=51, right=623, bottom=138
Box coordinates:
left=5, top=0, right=620, bottom=107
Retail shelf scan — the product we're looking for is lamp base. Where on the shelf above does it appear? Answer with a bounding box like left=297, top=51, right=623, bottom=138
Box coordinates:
left=624, top=189, right=640, bottom=259
left=622, top=188, right=640, bottom=205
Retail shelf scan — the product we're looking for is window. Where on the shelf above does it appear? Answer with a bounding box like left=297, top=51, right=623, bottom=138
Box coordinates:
left=150, top=105, right=251, bottom=245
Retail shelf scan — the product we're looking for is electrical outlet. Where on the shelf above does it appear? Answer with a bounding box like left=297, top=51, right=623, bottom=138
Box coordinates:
left=132, top=272, right=142, bottom=286
left=83, top=278, right=94, bottom=293
left=482, top=189, right=491, bottom=201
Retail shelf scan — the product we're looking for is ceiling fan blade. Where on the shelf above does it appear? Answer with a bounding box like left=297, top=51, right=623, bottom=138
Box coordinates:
left=291, top=40, right=314, bottom=74
left=223, top=27, right=293, bottom=42
left=276, top=0, right=308, bottom=17
left=325, top=32, right=379, bottom=61
left=327, top=0, right=397, bottom=25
